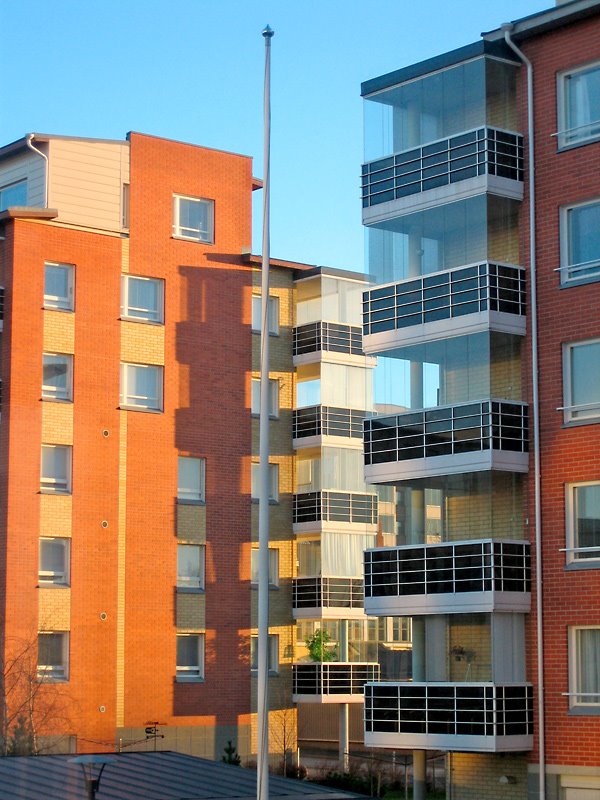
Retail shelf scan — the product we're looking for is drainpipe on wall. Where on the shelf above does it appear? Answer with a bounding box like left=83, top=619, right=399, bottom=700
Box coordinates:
left=501, top=24, right=546, bottom=800
left=26, top=134, right=49, bottom=207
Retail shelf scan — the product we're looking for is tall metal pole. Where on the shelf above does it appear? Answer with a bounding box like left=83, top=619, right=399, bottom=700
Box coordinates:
left=257, top=23, right=274, bottom=800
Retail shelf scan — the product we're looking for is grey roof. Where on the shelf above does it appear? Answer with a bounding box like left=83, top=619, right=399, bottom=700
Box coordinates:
left=0, top=751, right=362, bottom=800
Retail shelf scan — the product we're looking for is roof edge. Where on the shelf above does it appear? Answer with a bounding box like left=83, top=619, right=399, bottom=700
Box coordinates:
left=483, top=0, right=600, bottom=41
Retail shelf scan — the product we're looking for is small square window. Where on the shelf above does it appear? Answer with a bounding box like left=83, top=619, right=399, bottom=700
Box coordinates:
left=44, top=263, right=74, bottom=311
left=563, top=339, right=600, bottom=423
left=177, top=457, right=206, bottom=503
left=566, top=482, right=600, bottom=565
left=40, top=445, right=72, bottom=494
left=120, top=363, right=163, bottom=411
left=569, top=626, right=600, bottom=709
left=42, top=354, right=73, bottom=401
left=177, top=544, right=205, bottom=590
left=39, top=538, right=70, bottom=585
left=176, top=633, right=204, bottom=680
left=121, top=275, right=164, bottom=323
left=250, top=547, right=279, bottom=587
left=252, top=295, right=279, bottom=335
left=37, top=632, right=69, bottom=681
left=251, top=377, right=279, bottom=418
left=250, top=462, right=279, bottom=502
left=560, top=199, right=600, bottom=286
left=0, top=180, right=27, bottom=211
left=250, top=634, right=279, bottom=674
left=173, top=195, right=214, bottom=243
left=558, top=61, right=600, bottom=150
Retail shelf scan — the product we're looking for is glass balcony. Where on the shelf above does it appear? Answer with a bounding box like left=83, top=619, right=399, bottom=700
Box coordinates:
left=364, top=682, right=533, bottom=752
left=293, top=406, right=365, bottom=443
left=293, top=321, right=363, bottom=360
left=293, top=577, right=364, bottom=618
left=293, top=662, right=380, bottom=703
left=364, top=400, right=529, bottom=482
left=364, top=539, right=530, bottom=616
left=293, top=491, right=378, bottom=531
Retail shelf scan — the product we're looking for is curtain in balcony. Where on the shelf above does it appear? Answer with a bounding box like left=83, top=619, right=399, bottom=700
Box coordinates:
left=322, top=532, right=376, bottom=577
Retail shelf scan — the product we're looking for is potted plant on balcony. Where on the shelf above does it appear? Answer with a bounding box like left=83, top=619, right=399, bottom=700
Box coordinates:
left=305, top=629, right=337, bottom=662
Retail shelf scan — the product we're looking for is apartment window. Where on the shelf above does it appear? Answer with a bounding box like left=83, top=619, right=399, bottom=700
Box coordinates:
left=251, top=295, right=279, bottom=335
left=44, top=262, right=74, bottom=311
left=40, top=445, right=72, bottom=494
left=250, top=634, right=279, bottom=674
left=566, top=482, right=600, bottom=565
left=37, top=633, right=68, bottom=681
left=176, top=634, right=204, bottom=680
left=121, top=275, right=164, bottom=323
left=251, top=377, right=279, bottom=418
left=560, top=199, right=600, bottom=285
left=0, top=179, right=27, bottom=211
left=173, top=195, right=214, bottom=243
left=120, top=363, right=163, bottom=411
left=558, top=61, right=600, bottom=149
left=251, top=547, right=279, bottom=587
left=569, top=627, right=600, bottom=709
left=42, top=354, right=73, bottom=401
left=177, top=544, right=205, bottom=590
left=250, top=462, right=279, bottom=502
left=563, top=339, right=600, bottom=423
left=39, top=538, right=70, bottom=586
left=177, top=457, right=206, bottom=503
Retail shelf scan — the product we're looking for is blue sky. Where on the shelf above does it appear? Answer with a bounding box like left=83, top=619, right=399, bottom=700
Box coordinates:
left=1, top=0, right=547, bottom=271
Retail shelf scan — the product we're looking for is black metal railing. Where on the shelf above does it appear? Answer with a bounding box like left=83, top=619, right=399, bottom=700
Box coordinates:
left=293, top=577, right=364, bottom=610
left=293, top=322, right=363, bottom=357
left=365, top=682, right=533, bottom=738
left=364, top=540, right=530, bottom=599
left=293, top=491, right=378, bottom=526
left=364, top=400, right=529, bottom=466
left=362, top=263, right=525, bottom=336
left=361, top=127, right=524, bottom=208
left=293, top=406, right=365, bottom=440
left=293, top=662, right=380, bottom=696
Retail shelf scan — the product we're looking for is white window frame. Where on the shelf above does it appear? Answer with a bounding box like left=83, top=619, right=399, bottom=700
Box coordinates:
left=172, top=194, right=214, bottom=243
left=42, top=353, right=73, bottom=401
left=251, top=295, right=279, bottom=335
left=562, top=338, right=600, bottom=424
left=120, top=363, right=163, bottom=411
left=40, top=445, right=72, bottom=494
left=177, top=456, right=206, bottom=503
left=568, top=626, right=600, bottom=709
left=250, top=462, right=279, bottom=503
left=559, top=198, right=600, bottom=286
left=121, top=275, right=164, bottom=323
left=176, top=633, right=205, bottom=681
left=251, top=377, right=279, bottom=418
left=177, top=543, right=205, bottom=590
left=37, top=632, right=69, bottom=681
left=44, top=262, right=74, bottom=311
left=557, top=60, right=600, bottom=150
left=39, top=538, right=70, bottom=586
left=566, top=481, right=600, bottom=565
left=250, top=634, right=279, bottom=674
left=0, top=179, right=27, bottom=211
left=250, top=547, right=279, bottom=587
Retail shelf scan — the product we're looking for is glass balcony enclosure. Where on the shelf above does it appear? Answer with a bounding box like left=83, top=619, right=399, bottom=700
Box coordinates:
left=296, top=362, right=373, bottom=411
left=296, top=274, right=365, bottom=327
left=296, top=447, right=370, bottom=494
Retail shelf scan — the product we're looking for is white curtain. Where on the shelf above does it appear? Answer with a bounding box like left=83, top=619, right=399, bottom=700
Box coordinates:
left=322, top=533, right=376, bottom=577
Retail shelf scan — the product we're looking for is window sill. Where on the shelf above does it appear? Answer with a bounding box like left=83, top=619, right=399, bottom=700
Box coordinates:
left=251, top=670, right=279, bottom=677
left=43, top=306, right=74, bottom=313
left=172, top=235, right=214, bottom=246
left=119, top=405, right=163, bottom=414
left=41, top=397, right=73, bottom=404
left=37, top=676, right=69, bottom=684
left=37, top=583, right=70, bottom=589
left=565, top=561, right=600, bottom=572
left=39, top=489, right=71, bottom=496
left=175, top=676, right=205, bottom=683
left=250, top=584, right=279, bottom=591
left=250, top=499, right=279, bottom=505
left=560, top=276, right=600, bottom=290
left=251, top=330, right=280, bottom=337
left=120, top=316, right=164, bottom=326
left=568, top=705, right=600, bottom=716
left=176, top=587, right=205, bottom=594
left=557, top=135, right=600, bottom=153
left=562, top=416, right=600, bottom=428
left=176, top=499, right=206, bottom=506
left=251, top=413, right=280, bottom=421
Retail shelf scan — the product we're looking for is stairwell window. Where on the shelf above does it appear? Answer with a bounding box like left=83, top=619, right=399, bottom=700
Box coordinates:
left=250, top=634, right=279, bottom=674
left=37, top=632, right=69, bottom=681
left=251, top=295, right=279, bottom=335
left=569, top=627, right=600, bottom=710
left=558, top=61, right=600, bottom=149
left=563, top=339, right=600, bottom=423
left=250, top=462, right=279, bottom=503
left=44, top=262, right=74, bottom=311
left=250, top=547, right=279, bottom=587
left=173, top=195, right=214, bottom=243
left=251, top=377, right=279, bottom=418
left=39, top=538, right=70, bottom=586
left=121, top=275, right=164, bottom=323
left=177, top=544, right=205, bottom=590
left=176, top=634, right=204, bottom=681
left=42, top=354, right=73, bottom=401
left=40, top=445, right=72, bottom=494
left=120, top=363, right=163, bottom=411
left=560, top=199, right=600, bottom=286
left=177, top=457, right=206, bottom=503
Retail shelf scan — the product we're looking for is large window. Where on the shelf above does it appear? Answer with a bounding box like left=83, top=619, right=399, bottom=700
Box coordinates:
left=569, top=627, right=600, bottom=709
left=37, top=633, right=69, bottom=681
left=121, top=275, right=164, bottom=323
left=0, top=180, right=27, bottom=211
left=177, top=457, right=206, bottom=502
left=39, top=538, right=70, bottom=585
left=173, top=195, right=214, bottom=243
left=250, top=462, right=279, bottom=502
left=250, top=634, right=279, bottom=674
left=176, top=634, right=204, bottom=680
left=558, top=61, right=600, bottom=149
left=44, top=263, right=74, bottom=311
left=251, top=377, right=279, bottom=418
left=563, top=339, right=600, bottom=423
left=177, top=544, right=205, bottom=590
left=251, top=547, right=279, bottom=587
left=560, top=199, right=600, bottom=285
left=120, top=363, right=163, bottom=411
left=251, top=295, right=279, bottom=335
left=42, top=354, right=73, bottom=401
left=40, top=445, right=72, bottom=494
left=566, top=482, right=600, bottom=565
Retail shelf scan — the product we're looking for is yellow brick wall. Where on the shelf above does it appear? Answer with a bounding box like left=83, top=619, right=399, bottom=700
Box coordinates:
left=43, top=311, right=75, bottom=354
left=39, top=494, right=72, bottom=537
left=449, top=753, right=528, bottom=800
left=38, top=588, right=71, bottom=630
left=176, top=504, right=206, bottom=542
left=41, top=402, right=73, bottom=445
left=176, top=593, right=206, bottom=630
left=120, top=320, right=165, bottom=365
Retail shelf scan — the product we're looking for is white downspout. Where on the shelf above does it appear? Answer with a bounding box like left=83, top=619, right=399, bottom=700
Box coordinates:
left=502, top=24, right=546, bottom=800
left=26, top=134, right=49, bottom=207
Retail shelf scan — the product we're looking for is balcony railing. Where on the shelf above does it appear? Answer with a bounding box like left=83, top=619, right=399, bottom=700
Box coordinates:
left=293, top=491, right=378, bottom=526
left=293, top=662, right=380, bottom=701
left=364, top=540, right=530, bottom=616
left=364, top=682, right=533, bottom=752
left=293, top=577, right=364, bottom=610
left=293, top=406, right=365, bottom=441
left=362, top=263, right=525, bottom=337
left=293, top=321, right=363, bottom=358
left=361, top=127, right=524, bottom=208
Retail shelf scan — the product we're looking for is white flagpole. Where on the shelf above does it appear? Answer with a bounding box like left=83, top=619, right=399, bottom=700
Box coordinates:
left=257, top=22, right=274, bottom=800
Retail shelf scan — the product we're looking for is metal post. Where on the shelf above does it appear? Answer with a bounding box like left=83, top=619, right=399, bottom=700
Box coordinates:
left=339, top=619, right=349, bottom=771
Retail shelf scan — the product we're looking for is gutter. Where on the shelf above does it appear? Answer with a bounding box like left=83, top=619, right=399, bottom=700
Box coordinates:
left=26, top=134, right=49, bottom=207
